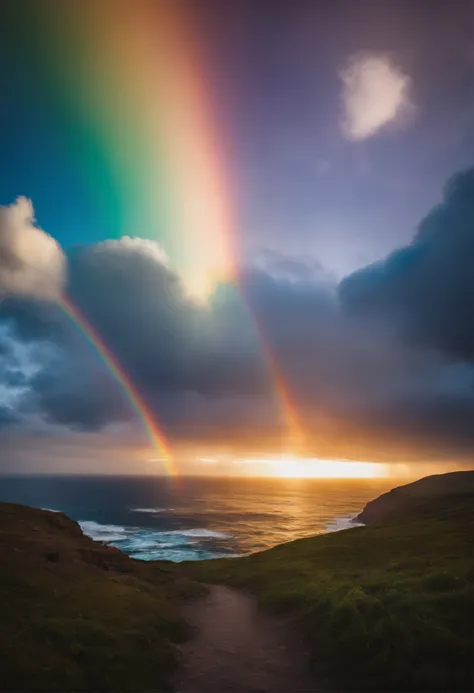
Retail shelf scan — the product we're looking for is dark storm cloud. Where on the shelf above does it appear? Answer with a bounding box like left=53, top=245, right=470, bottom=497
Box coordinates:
left=0, top=407, right=19, bottom=429
left=0, top=332, right=27, bottom=388
left=340, top=169, right=474, bottom=361
left=27, top=365, right=130, bottom=432
left=1, top=234, right=336, bottom=441
left=0, top=297, right=65, bottom=343
left=66, top=240, right=269, bottom=398
left=0, top=369, right=27, bottom=388
left=2, top=170, right=474, bottom=459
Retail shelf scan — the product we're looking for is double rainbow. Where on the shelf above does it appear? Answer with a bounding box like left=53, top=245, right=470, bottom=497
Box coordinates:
left=40, top=0, right=305, bottom=472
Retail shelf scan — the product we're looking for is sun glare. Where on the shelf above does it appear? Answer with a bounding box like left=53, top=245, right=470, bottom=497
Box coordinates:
left=269, top=456, right=385, bottom=478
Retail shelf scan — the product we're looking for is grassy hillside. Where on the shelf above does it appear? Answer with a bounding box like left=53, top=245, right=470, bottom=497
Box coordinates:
left=356, top=470, right=474, bottom=524
left=394, top=470, right=474, bottom=497
left=191, top=493, right=474, bottom=692
left=0, top=503, right=201, bottom=691
left=2, top=481, right=473, bottom=692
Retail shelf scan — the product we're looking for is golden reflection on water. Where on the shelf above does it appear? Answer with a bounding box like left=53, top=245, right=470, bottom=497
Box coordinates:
left=171, top=476, right=398, bottom=552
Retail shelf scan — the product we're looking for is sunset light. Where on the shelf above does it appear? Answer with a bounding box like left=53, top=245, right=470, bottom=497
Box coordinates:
left=273, top=457, right=386, bottom=478
left=0, top=3, right=472, bottom=691
left=236, top=456, right=387, bottom=478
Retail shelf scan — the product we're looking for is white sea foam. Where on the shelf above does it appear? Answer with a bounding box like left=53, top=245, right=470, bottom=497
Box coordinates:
left=168, top=528, right=231, bottom=539
left=129, top=547, right=235, bottom=562
left=79, top=519, right=235, bottom=562
left=79, top=520, right=129, bottom=543
left=130, top=507, right=173, bottom=514
left=325, top=515, right=363, bottom=533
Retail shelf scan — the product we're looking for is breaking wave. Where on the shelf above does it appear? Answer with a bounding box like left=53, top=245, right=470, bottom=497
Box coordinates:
left=79, top=519, right=236, bottom=562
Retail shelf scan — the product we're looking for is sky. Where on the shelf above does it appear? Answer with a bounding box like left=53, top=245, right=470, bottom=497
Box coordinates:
left=1, top=0, right=474, bottom=477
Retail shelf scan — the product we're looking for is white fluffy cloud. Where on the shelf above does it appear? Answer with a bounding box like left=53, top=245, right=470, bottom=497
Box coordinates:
left=0, top=197, right=65, bottom=301
left=93, top=236, right=169, bottom=266
left=340, top=53, right=412, bottom=140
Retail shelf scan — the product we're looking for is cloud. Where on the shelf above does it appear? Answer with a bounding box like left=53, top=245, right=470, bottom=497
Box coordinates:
left=0, top=197, right=65, bottom=301
left=2, top=172, right=474, bottom=464
left=340, top=53, right=412, bottom=140
left=0, top=406, right=19, bottom=429
left=90, top=236, right=169, bottom=266
left=340, top=168, right=474, bottom=360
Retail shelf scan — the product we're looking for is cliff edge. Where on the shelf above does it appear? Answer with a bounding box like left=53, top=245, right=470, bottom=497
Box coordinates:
left=355, top=469, right=474, bottom=524
left=0, top=502, right=200, bottom=691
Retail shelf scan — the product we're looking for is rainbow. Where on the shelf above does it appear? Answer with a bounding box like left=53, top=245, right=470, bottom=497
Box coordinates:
left=45, top=0, right=237, bottom=299
left=259, top=342, right=306, bottom=455
left=39, top=0, right=306, bottom=458
left=59, top=295, right=176, bottom=476
left=240, top=302, right=307, bottom=454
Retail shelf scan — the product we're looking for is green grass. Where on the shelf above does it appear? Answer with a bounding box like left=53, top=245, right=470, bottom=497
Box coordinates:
left=189, top=494, right=474, bottom=692
left=0, top=503, right=202, bottom=691
left=2, top=490, right=473, bottom=692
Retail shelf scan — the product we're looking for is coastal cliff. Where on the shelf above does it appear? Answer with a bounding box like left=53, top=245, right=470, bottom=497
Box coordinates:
left=355, top=470, right=474, bottom=524
left=1, top=473, right=473, bottom=692
left=0, top=502, right=200, bottom=691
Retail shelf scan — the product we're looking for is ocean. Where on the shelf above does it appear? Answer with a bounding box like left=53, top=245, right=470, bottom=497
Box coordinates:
left=0, top=475, right=397, bottom=561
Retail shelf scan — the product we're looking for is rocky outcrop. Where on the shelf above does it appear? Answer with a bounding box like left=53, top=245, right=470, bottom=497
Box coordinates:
left=355, top=470, right=474, bottom=524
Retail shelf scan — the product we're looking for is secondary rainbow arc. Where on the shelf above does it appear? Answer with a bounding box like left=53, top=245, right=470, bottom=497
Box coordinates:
left=59, top=295, right=176, bottom=477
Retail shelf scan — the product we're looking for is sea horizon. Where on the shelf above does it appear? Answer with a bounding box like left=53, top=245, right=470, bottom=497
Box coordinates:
left=0, top=473, right=400, bottom=561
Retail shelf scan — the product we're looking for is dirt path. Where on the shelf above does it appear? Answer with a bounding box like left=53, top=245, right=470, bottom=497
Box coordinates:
left=173, top=585, right=322, bottom=693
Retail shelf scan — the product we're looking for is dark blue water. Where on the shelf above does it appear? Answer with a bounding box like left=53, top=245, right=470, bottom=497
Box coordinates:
left=0, top=475, right=396, bottom=561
